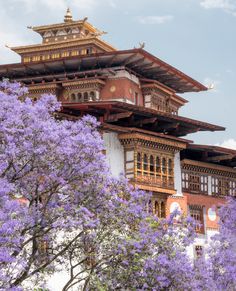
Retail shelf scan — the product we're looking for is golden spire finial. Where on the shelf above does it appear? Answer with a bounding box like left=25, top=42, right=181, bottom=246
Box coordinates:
left=64, top=7, right=73, bottom=23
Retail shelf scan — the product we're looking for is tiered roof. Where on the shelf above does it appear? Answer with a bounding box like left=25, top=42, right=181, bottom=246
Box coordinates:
left=182, top=144, right=236, bottom=167
left=0, top=9, right=230, bottom=151
left=61, top=101, right=224, bottom=137
left=0, top=49, right=207, bottom=93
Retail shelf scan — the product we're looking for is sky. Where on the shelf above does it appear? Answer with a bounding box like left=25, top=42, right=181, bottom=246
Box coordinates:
left=0, top=0, right=235, bottom=148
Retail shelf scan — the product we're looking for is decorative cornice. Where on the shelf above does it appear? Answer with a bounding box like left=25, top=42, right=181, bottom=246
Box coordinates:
left=119, top=132, right=187, bottom=153
left=28, top=83, right=59, bottom=90
left=28, top=83, right=59, bottom=94
left=62, top=79, right=105, bottom=90
left=142, top=84, right=186, bottom=107
left=141, top=83, right=171, bottom=96
left=170, top=195, right=185, bottom=199
left=11, top=38, right=116, bottom=54
left=206, top=227, right=219, bottom=231
left=182, top=159, right=236, bottom=177
left=30, top=20, right=99, bottom=34
left=132, top=183, right=176, bottom=195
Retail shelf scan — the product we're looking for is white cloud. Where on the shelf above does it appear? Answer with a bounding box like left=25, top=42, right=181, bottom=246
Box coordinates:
left=11, top=0, right=116, bottom=12
left=216, top=139, right=236, bottom=150
left=107, top=0, right=117, bottom=8
left=137, top=15, right=174, bottom=25
left=200, top=0, right=236, bottom=16
left=11, top=0, right=65, bottom=12
left=226, top=68, right=233, bottom=74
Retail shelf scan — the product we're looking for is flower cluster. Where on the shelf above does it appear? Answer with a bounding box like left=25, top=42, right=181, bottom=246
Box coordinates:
left=0, top=81, right=235, bottom=290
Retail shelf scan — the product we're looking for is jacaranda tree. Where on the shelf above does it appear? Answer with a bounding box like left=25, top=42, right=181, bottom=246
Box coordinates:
left=0, top=80, right=148, bottom=290
left=206, top=198, right=236, bottom=290
left=1, top=80, right=234, bottom=291
left=0, top=80, right=194, bottom=290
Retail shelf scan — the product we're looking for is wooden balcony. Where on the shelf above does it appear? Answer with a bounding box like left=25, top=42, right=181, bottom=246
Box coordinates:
left=132, top=173, right=175, bottom=191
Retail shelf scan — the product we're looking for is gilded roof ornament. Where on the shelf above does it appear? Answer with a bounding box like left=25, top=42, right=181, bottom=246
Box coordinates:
left=64, top=8, right=73, bottom=23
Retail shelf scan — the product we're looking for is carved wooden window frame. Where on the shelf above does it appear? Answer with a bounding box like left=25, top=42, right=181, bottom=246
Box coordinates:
left=189, top=205, right=204, bottom=234
left=212, top=176, right=236, bottom=197
left=182, top=170, right=208, bottom=195
left=131, top=148, right=174, bottom=189
left=148, top=198, right=166, bottom=218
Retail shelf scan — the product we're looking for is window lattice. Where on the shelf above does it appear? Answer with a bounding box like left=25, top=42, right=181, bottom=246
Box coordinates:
left=212, top=177, right=236, bottom=197
left=133, top=151, right=174, bottom=189
left=69, top=91, right=98, bottom=103
left=189, top=205, right=204, bottom=234
left=182, top=171, right=208, bottom=194
left=148, top=199, right=166, bottom=218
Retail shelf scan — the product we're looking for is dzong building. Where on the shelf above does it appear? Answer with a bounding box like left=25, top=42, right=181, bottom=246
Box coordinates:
left=0, top=9, right=235, bottom=259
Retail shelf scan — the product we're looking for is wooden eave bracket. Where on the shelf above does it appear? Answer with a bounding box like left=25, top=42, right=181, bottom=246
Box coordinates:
left=133, top=117, right=158, bottom=127
left=156, top=122, right=180, bottom=131
left=105, top=111, right=133, bottom=122
left=206, top=154, right=234, bottom=162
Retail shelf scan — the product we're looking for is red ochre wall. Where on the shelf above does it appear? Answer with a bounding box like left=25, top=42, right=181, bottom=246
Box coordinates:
left=166, top=195, right=188, bottom=217
left=185, top=193, right=225, bottom=229
left=100, top=78, right=144, bottom=105
left=167, top=193, right=225, bottom=229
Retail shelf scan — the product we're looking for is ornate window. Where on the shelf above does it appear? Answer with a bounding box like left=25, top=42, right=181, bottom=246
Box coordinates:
left=51, top=53, right=60, bottom=59
left=148, top=200, right=152, bottom=214
left=71, top=50, right=79, bottom=56
left=168, top=159, right=173, bottom=175
left=68, top=91, right=100, bottom=103
left=32, top=56, right=41, bottom=62
left=200, top=176, right=208, bottom=193
left=86, top=48, right=93, bottom=54
left=182, top=160, right=236, bottom=197
left=182, top=172, right=189, bottom=190
left=189, top=205, right=204, bottom=234
left=134, top=151, right=174, bottom=189
left=229, top=181, right=236, bottom=196
left=89, top=91, right=96, bottom=101
left=212, top=176, right=236, bottom=196
left=162, top=158, right=167, bottom=174
left=83, top=92, right=89, bottom=102
left=182, top=169, right=236, bottom=197
left=212, top=177, right=220, bottom=195
left=143, top=154, right=148, bottom=173
left=161, top=201, right=165, bottom=218
left=71, top=93, right=76, bottom=102
left=156, top=157, right=161, bottom=175
left=61, top=51, right=70, bottom=57
left=42, top=55, right=50, bottom=60
left=137, top=153, right=142, bottom=173
left=154, top=201, right=159, bottom=217
left=195, top=245, right=203, bottom=258
left=182, top=171, right=208, bottom=194
left=125, top=150, right=134, bottom=179
left=77, top=92, right=82, bottom=102
left=81, top=49, right=87, bottom=55
left=150, top=155, right=154, bottom=175
left=149, top=199, right=166, bottom=218
left=120, top=132, right=182, bottom=191
left=23, top=57, right=31, bottom=63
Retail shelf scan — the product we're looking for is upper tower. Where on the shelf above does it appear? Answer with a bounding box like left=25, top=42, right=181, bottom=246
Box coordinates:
left=0, top=9, right=225, bottom=137
left=9, top=8, right=116, bottom=63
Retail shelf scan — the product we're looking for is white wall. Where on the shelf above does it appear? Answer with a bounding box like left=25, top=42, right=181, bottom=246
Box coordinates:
left=174, top=152, right=182, bottom=196
left=108, top=69, right=140, bottom=85
left=103, top=132, right=125, bottom=178
left=208, top=175, right=212, bottom=195
left=187, top=227, right=219, bottom=261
